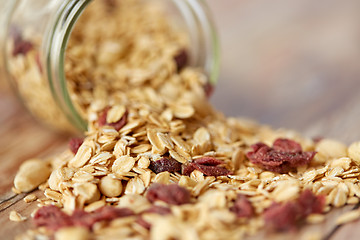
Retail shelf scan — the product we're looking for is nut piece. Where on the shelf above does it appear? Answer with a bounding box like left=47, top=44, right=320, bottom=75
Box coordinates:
left=9, top=210, right=27, bottom=222
left=14, top=159, right=51, bottom=192
left=23, top=194, right=37, bottom=203
left=99, top=176, right=123, bottom=197
left=55, top=227, right=89, bottom=240
left=348, top=142, right=360, bottom=165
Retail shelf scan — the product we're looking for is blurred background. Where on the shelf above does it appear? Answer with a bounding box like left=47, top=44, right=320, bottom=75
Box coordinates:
left=207, top=0, right=360, bottom=143
left=1, top=0, right=360, bottom=143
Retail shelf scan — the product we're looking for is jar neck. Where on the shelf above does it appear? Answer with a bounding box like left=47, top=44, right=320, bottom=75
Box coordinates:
left=47, top=0, right=219, bottom=132
left=174, top=0, right=220, bottom=85
left=46, top=0, right=90, bottom=132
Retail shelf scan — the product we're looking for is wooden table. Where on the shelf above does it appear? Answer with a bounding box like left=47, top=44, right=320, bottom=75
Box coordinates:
left=1, top=0, right=360, bottom=239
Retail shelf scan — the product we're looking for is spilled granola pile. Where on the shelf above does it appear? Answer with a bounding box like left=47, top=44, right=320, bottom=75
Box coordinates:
left=10, top=0, right=360, bottom=240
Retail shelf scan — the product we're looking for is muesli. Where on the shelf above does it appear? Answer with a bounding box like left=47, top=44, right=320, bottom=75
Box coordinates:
left=11, top=0, right=360, bottom=239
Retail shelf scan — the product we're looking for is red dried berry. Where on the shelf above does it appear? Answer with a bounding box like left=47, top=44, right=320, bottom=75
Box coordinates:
left=98, top=108, right=128, bottom=131
left=193, top=157, right=224, bottom=166
left=263, top=202, right=299, bottom=231
left=297, top=189, right=325, bottom=217
left=34, top=205, right=134, bottom=231
left=68, top=138, right=84, bottom=154
left=144, top=205, right=171, bottom=216
left=263, top=190, right=324, bottom=232
left=136, top=217, right=151, bottom=230
left=33, top=205, right=72, bottom=231
left=182, top=163, right=196, bottom=176
left=10, top=26, right=33, bottom=57
left=98, top=108, right=109, bottom=127
left=146, top=183, right=190, bottom=205
left=204, top=82, right=215, bottom=98
left=174, top=49, right=188, bottom=71
left=71, top=209, right=93, bottom=229
left=273, top=138, right=302, bottom=153
left=149, top=157, right=182, bottom=174
left=230, top=194, right=254, bottom=218
left=182, top=157, right=231, bottom=177
left=90, top=206, right=134, bottom=222
left=246, top=138, right=316, bottom=173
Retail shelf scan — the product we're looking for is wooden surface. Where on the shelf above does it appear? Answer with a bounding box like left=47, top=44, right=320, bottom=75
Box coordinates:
left=1, top=0, right=360, bottom=239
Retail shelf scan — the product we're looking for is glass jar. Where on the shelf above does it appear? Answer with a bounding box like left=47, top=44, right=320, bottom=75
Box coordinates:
left=1, top=0, right=219, bottom=133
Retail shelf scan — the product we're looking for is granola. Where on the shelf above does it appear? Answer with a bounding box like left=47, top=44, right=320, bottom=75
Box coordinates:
left=11, top=0, right=360, bottom=239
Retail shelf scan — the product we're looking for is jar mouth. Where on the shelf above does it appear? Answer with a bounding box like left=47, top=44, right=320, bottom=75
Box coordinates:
left=46, top=0, right=90, bottom=132
left=47, top=0, right=219, bottom=132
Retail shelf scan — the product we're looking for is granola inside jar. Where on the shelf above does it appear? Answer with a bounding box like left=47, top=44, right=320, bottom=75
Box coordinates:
left=1, top=0, right=219, bottom=133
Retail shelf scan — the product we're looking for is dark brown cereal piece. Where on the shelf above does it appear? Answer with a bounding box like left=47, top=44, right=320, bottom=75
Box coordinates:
left=146, top=183, right=190, bottom=205
left=68, top=138, right=84, bottom=154
left=149, top=157, right=182, bottom=174
left=230, top=194, right=254, bottom=218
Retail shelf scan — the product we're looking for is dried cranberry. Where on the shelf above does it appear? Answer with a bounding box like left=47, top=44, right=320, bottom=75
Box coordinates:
left=71, top=209, right=93, bottom=229
left=246, top=138, right=316, bottom=173
left=182, top=157, right=231, bottom=177
left=230, top=194, right=254, bottom=218
left=144, top=205, right=171, bottom=215
left=34, top=205, right=134, bottom=231
left=149, top=157, right=182, bottom=174
left=136, top=217, right=151, bottom=230
left=297, top=189, right=325, bottom=217
left=182, top=163, right=196, bottom=176
left=90, top=206, right=134, bottom=222
left=68, top=138, right=84, bottom=154
left=98, top=108, right=109, bottom=127
left=263, top=190, right=324, bottom=232
left=98, top=108, right=128, bottom=131
left=33, top=206, right=72, bottom=231
left=10, top=26, right=33, bottom=56
left=174, top=49, right=188, bottom=71
left=204, top=82, right=215, bottom=98
left=146, top=183, right=190, bottom=205
left=193, top=157, right=224, bottom=166
left=263, top=202, right=299, bottom=231
left=273, top=138, right=302, bottom=153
